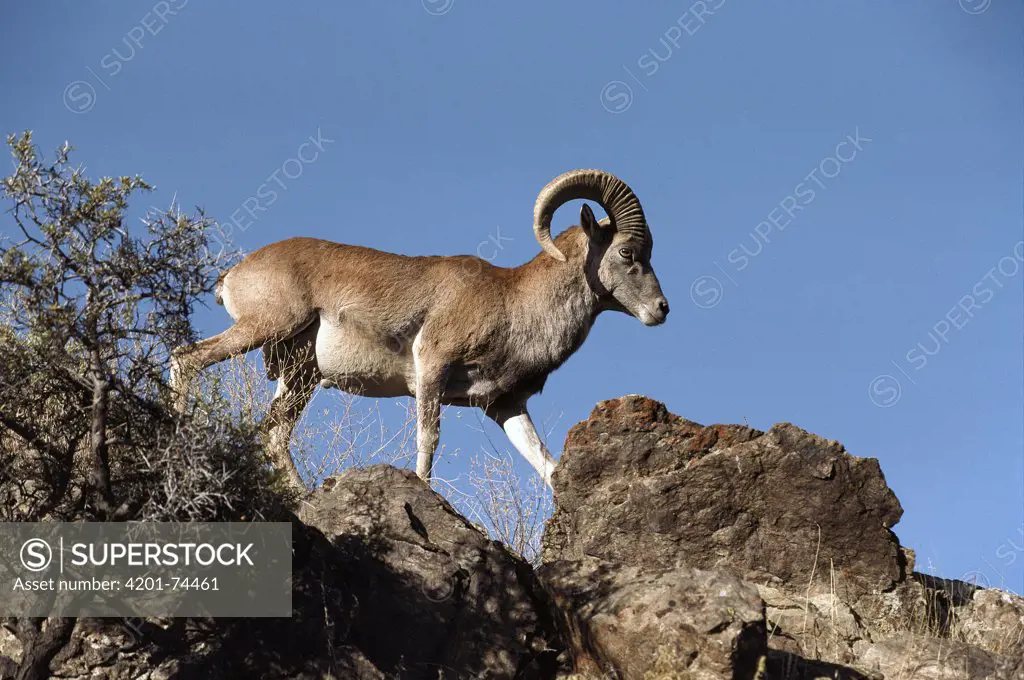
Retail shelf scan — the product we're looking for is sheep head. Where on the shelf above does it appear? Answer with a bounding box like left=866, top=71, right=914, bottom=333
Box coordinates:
left=533, top=169, right=669, bottom=326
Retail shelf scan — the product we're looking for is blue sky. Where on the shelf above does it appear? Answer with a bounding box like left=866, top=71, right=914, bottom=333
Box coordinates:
left=1, top=2, right=1022, bottom=592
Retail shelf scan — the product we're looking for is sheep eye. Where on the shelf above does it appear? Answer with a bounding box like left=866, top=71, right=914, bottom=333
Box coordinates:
left=618, top=248, right=633, bottom=260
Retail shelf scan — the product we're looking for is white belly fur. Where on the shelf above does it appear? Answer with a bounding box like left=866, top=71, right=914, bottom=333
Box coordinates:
left=309, top=313, right=505, bottom=404
left=314, top=314, right=415, bottom=398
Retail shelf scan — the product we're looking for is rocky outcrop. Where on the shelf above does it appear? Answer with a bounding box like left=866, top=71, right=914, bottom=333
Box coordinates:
left=3, top=396, right=1020, bottom=679
left=542, top=395, right=905, bottom=603
left=0, top=466, right=562, bottom=679
left=542, top=395, right=1024, bottom=679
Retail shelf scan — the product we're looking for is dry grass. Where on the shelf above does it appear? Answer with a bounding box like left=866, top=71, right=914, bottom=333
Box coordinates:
left=445, top=449, right=553, bottom=564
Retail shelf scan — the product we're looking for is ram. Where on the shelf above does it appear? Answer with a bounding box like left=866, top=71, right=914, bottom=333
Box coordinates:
left=171, top=169, right=669, bottom=489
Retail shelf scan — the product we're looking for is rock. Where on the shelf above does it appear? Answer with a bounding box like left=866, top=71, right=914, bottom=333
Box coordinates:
left=853, top=632, right=1024, bottom=680
left=543, top=395, right=905, bottom=603
left=539, top=557, right=766, bottom=680
left=957, top=586, right=1024, bottom=658
left=759, top=572, right=1024, bottom=679
left=5, top=395, right=1021, bottom=679
left=543, top=396, right=1024, bottom=679
left=757, top=583, right=867, bottom=667
left=6, top=465, right=563, bottom=679
left=764, top=650, right=877, bottom=680
left=297, top=465, right=562, bottom=678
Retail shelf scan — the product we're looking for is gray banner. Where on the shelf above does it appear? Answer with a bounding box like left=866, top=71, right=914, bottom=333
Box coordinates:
left=0, top=522, right=292, bottom=617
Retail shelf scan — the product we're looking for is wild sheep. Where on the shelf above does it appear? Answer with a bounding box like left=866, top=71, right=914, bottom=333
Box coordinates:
left=171, top=169, right=669, bottom=489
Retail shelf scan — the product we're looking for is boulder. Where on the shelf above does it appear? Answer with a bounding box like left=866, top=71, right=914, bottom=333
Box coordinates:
left=539, top=557, right=766, bottom=680
left=297, top=465, right=562, bottom=678
left=543, top=395, right=905, bottom=603
left=542, top=396, right=1024, bottom=678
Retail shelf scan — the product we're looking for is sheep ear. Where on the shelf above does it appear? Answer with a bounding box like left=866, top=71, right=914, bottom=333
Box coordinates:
left=580, top=204, right=607, bottom=241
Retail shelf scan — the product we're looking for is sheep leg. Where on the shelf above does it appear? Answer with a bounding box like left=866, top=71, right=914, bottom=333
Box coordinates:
left=170, top=314, right=314, bottom=411
left=413, top=336, right=448, bottom=482
left=413, top=375, right=445, bottom=481
left=265, top=334, right=320, bottom=491
left=485, top=399, right=557, bottom=488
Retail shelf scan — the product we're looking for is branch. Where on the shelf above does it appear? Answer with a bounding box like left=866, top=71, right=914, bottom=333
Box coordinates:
left=0, top=415, right=62, bottom=460
left=86, top=349, right=115, bottom=517
left=15, top=617, right=75, bottom=680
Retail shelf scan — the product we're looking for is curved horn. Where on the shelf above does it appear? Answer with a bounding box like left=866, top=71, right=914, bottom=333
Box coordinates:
left=533, top=169, right=647, bottom=262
